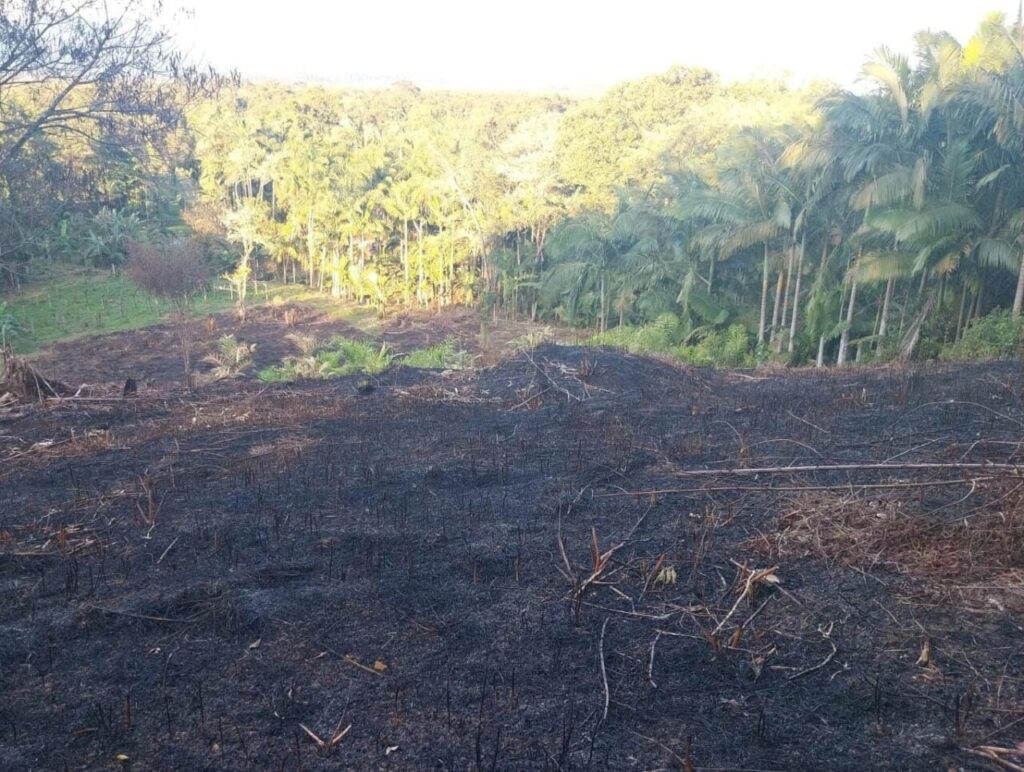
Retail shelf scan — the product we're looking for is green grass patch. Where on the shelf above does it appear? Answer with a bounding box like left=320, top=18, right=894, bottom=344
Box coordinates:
left=585, top=314, right=758, bottom=368
left=2, top=270, right=235, bottom=353
left=0, top=268, right=342, bottom=353
left=402, top=339, right=474, bottom=369
left=258, top=336, right=395, bottom=382
left=258, top=336, right=474, bottom=382
left=941, top=309, right=1024, bottom=362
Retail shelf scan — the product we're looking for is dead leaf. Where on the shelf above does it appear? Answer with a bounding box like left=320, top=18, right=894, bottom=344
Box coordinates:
left=248, top=638, right=262, bottom=650
left=654, top=565, right=678, bottom=586
left=751, top=655, right=765, bottom=679
left=373, top=659, right=388, bottom=672
left=916, top=639, right=931, bottom=667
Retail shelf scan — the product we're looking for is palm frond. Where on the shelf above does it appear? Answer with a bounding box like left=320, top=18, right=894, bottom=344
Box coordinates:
left=855, top=252, right=911, bottom=283
left=850, top=168, right=913, bottom=210
left=974, top=237, right=1017, bottom=270
left=866, top=203, right=980, bottom=244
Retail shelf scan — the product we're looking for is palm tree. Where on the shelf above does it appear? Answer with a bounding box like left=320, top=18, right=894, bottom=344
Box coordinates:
left=678, top=131, right=797, bottom=344
left=957, top=12, right=1024, bottom=314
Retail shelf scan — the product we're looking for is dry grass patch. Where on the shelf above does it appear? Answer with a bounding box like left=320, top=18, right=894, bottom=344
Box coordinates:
left=759, top=483, right=1024, bottom=611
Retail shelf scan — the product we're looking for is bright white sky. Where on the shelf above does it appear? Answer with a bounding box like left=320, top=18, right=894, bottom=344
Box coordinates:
left=174, top=1, right=1018, bottom=93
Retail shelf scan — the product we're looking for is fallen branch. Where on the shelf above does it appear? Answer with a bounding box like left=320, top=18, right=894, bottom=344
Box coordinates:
left=299, top=721, right=351, bottom=755
left=342, top=655, right=384, bottom=676
left=664, top=462, right=1024, bottom=477
left=966, top=746, right=1024, bottom=772
left=600, top=476, right=997, bottom=497
left=598, top=617, right=610, bottom=721
left=788, top=639, right=838, bottom=682
left=522, top=350, right=581, bottom=402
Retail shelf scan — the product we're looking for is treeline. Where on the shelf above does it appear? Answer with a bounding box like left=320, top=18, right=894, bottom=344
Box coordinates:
left=3, top=3, right=1024, bottom=365
left=182, top=69, right=815, bottom=317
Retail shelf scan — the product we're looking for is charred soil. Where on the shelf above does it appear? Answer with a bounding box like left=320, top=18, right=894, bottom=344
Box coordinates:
left=1, top=334, right=1023, bottom=770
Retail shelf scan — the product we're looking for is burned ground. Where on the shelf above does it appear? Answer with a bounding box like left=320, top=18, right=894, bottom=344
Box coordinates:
left=2, top=341, right=1024, bottom=770
left=27, top=304, right=544, bottom=386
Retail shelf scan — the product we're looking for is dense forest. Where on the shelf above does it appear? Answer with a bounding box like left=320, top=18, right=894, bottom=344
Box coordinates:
left=3, top=2, right=1024, bottom=366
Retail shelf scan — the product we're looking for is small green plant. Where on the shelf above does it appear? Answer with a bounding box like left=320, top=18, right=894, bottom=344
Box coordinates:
left=0, top=302, right=23, bottom=349
left=585, top=316, right=756, bottom=368
left=324, top=336, right=393, bottom=375
left=258, top=335, right=393, bottom=382
left=674, top=324, right=756, bottom=368
left=941, top=310, right=1024, bottom=362
left=509, top=328, right=553, bottom=352
left=202, top=336, right=255, bottom=381
left=403, top=340, right=473, bottom=370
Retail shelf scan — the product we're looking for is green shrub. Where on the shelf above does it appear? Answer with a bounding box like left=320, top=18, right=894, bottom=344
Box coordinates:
left=587, top=317, right=756, bottom=367
left=674, top=324, right=756, bottom=368
left=257, top=364, right=295, bottom=382
left=258, top=336, right=393, bottom=382
left=324, top=337, right=393, bottom=375
left=587, top=314, right=685, bottom=355
left=403, top=340, right=473, bottom=369
left=941, top=310, right=1023, bottom=362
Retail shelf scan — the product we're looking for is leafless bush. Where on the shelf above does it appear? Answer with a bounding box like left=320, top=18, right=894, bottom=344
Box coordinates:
left=126, top=239, right=209, bottom=301
left=126, top=239, right=210, bottom=384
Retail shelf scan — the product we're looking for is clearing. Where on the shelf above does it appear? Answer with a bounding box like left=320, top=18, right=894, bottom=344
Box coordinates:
left=1, top=310, right=1023, bottom=770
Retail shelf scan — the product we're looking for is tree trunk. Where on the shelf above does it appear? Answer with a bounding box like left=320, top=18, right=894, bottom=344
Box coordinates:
left=416, top=221, right=425, bottom=306
left=331, top=250, right=342, bottom=299
left=758, top=244, right=770, bottom=344
left=837, top=278, right=857, bottom=366
left=879, top=276, right=894, bottom=339
left=307, top=211, right=316, bottom=289
left=955, top=283, right=968, bottom=342
left=899, top=293, right=936, bottom=362
left=403, top=219, right=410, bottom=304
left=770, top=267, right=785, bottom=348
left=779, top=243, right=795, bottom=349
left=816, top=335, right=826, bottom=368
left=788, top=236, right=805, bottom=354
left=1014, top=251, right=1024, bottom=317
left=348, top=234, right=355, bottom=302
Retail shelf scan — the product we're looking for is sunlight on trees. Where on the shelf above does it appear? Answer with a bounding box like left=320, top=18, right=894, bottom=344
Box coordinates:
left=2, top=5, right=1024, bottom=366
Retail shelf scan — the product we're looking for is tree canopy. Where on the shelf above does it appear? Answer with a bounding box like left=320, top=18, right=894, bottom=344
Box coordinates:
left=3, top=6, right=1024, bottom=366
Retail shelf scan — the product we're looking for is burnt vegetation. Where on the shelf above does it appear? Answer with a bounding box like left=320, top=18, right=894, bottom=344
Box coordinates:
left=1, top=323, right=1024, bottom=770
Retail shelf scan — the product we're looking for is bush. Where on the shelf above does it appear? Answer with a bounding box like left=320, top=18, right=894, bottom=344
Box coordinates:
left=258, top=336, right=393, bottom=382
left=674, top=324, right=756, bottom=368
left=202, top=336, right=255, bottom=381
left=941, top=310, right=1024, bottom=362
left=125, top=238, right=210, bottom=384
left=126, top=239, right=209, bottom=302
left=587, top=314, right=685, bottom=355
left=586, top=317, right=757, bottom=368
left=323, top=337, right=393, bottom=375
left=0, top=302, right=22, bottom=349
left=403, top=340, right=474, bottom=370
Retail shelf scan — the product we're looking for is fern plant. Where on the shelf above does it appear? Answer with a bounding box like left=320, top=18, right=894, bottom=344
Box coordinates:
left=0, top=303, right=22, bottom=350
left=202, top=336, right=255, bottom=380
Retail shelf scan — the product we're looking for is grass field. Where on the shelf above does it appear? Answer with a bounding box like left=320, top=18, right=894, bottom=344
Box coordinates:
left=1, top=269, right=354, bottom=353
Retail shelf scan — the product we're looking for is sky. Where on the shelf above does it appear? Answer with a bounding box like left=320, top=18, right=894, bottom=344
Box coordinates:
left=174, top=1, right=1019, bottom=94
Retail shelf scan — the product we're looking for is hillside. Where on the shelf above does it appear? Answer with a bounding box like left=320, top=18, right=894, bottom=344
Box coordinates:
left=1, top=326, right=1022, bottom=769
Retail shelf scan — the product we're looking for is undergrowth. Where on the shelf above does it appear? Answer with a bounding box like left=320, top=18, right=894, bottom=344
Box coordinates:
left=586, top=313, right=758, bottom=367
left=941, top=310, right=1024, bottom=362
left=258, top=336, right=472, bottom=382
